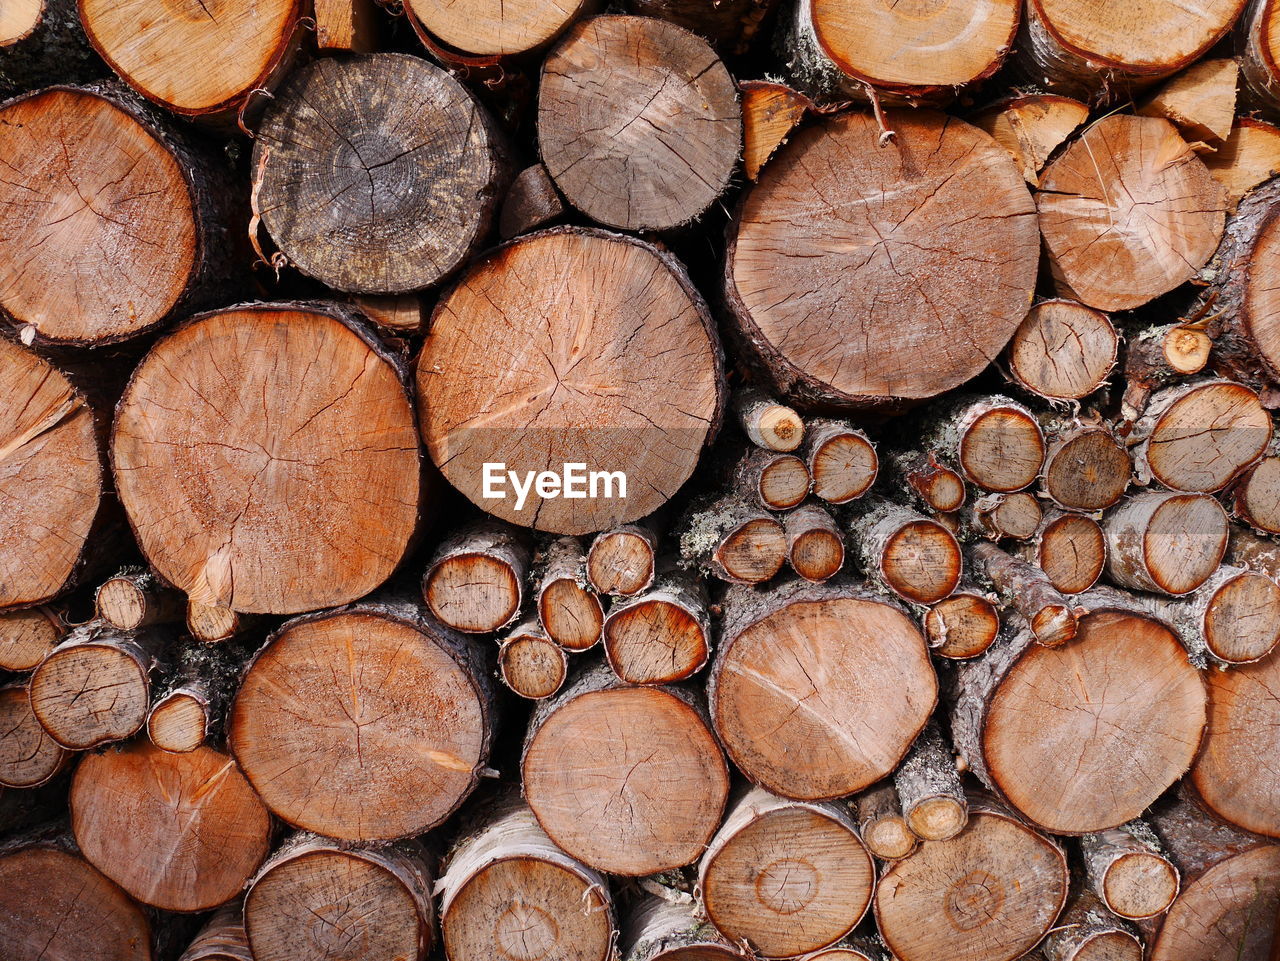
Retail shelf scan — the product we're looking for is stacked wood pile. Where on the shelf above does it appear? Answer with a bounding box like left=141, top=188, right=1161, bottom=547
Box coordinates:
left=4, top=1, right=1280, bottom=960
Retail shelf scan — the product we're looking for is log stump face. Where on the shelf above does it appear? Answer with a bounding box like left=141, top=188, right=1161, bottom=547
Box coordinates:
left=30, top=637, right=151, bottom=749
left=71, top=741, right=272, bottom=912
left=727, top=111, right=1039, bottom=408
left=112, top=305, right=421, bottom=614
left=254, top=54, right=506, bottom=294
left=230, top=611, right=490, bottom=840
left=1150, top=845, right=1280, bottom=961
left=79, top=0, right=298, bottom=115
left=0, top=847, right=152, bottom=961
left=0, top=88, right=197, bottom=343
left=539, top=16, right=741, bottom=231
left=1044, top=430, right=1131, bottom=511
left=1037, top=514, right=1106, bottom=594
left=1144, top=382, right=1272, bottom=492
left=522, top=685, right=729, bottom=875
left=407, top=0, right=586, bottom=56
left=985, top=611, right=1206, bottom=833
left=1191, top=650, right=1280, bottom=836
left=712, top=594, right=937, bottom=799
left=874, top=809, right=1068, bottom=961
left=0, top=337, right=101, bottom=608
left=0, top=1, right=41, bottom=45
left=0, top=685, right=67, bottom=788
left=418, top=229, right=722, bottom=535
left=0, top=608, right=63, bottom=672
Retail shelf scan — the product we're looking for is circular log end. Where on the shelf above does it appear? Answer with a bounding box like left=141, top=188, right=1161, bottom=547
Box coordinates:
left=863, top=815, right=919, bottom=860
left=604, top=599, right=709, bottom=685
left=716, top=517, right=788, bottom=583
left=30, top=642, right=150, bottom=750
left=925, top=593, right=1001, bottom=659
left=1038, top=514, right=1107, bottom=594
left=789, top=527, right=845, bottom=583
left=1030, top=604, right=1079, bottom=648
left=1147, top=382, right=1271, bottom=493
left=758, top=455, right=811, bottom=510
left=1008, top=300, right=1117, bottom=400
left=538, top=578, right=604, bottom=651
left=810, top=432, right=877, bottom=504
left=1234, top=456, right=1280, bottom=534
left=186, top=601, right=240, bottom=643
left=500, top=633, right=568, bottom=699
left=146, top=692, right=208, bottom=754
left=406, top=0, right=585, bottom=56
left=882, top=520, right=962, bottom=604
left=587, top=530, right=656, bottom=596
left=96, top=577, right=147, bottom=631
left=1103, top=851, right=1180, bottom=920
left=0, top=0, right=41, bottom=46
left=907, top=797, right=968, bottom=842
left=0, top=608, right=63, bottom=672
left=959, top=406, right=1045, bottom=493
left=0, top=685, right=67, bottom=789
left=1149, top=846, right=1280, bottom=961
left=1203, top=570, right=1280, bottom=663
left=754, top=404, right=805, bottom=452
left=987, top=491, right=1043, bottom=541
left=1074, top=931, right=1143, bottom=961
left=1045, top=430, right=1131, bottom=511
left=1144, top=494, right=1229, bottom=595
left=427, top=554, right=522, bottom=634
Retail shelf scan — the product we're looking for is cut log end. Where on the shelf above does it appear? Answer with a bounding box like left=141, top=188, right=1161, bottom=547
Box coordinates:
left=1203, top=570, right=1280, bottom=663
left=1139, top=381, right=1271, bottom=493
left=1103, top=851, right=1181, bottom=920
left=907, top=796, right=969, bottom=842
left=736, top=390, right=805, bottom=452
left=0, top=606, right=64, bottom=672
left=1036, top=513, right=1107, bottom=595
left=786, top=504, right=845, bottom=582
left=1105, top=491, right=1229, bottom=596
left=716, top=516, right=788, bottom=584
left=1043, top=428, right=1131, bottom=512
left=878, top=518, right=963, bottom=605
left=604, top=579, right=710, bottom=685
left=754, top=453, right=811, bottom=510
left=186, top=601, right=248, bottom=644
left=958, top=404, right=1046, bottom=493
left=1232, top=456, right=1280, bottom=534
left=1008, top=300, right=1118, bottom=400
left=29, top=632, right=152, bottom=750
left=406, top=0, right=589, bottom=57
left=972, top=94, right=1088, bottom=185
left=805, top=421, right=878, bottom=504
left=925, top=591, right=1001, bottom=659
left=740, top=81, right=811, bottom=181
left=854, top=781, right=918, bottom=861
left=426, top=556, right=522, bottom=634
left=146, top=691, right=208, bottom=754
left=0, top=684, right=68, bottom=789
left=1202, top=119, right=1280, bottom=208
left=499, top=630, right=569, bottom=700
left=587, top=526, right=658, bottom=596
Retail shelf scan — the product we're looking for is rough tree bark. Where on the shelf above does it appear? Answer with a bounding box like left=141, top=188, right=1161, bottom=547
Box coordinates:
left=229, top=601, right=495, bottom=841
left=178, top=902, right=252, bottom=961
left=628, top=0, right=779, bottom=55
left=112, top=303, right=422, bottom=615
left=417, top=227, right=725, bottom=535
left=969, top=541, right=1081, bottom=647
left=621, top=896, right=743, bottom=961
left=725, top=109, right=1039, bottom=409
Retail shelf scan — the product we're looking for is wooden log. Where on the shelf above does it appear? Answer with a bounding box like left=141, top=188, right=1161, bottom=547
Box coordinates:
left=230, top=601, right=495, bottom=841
left=95, top=567, right=183, bottom=631
left=1191, top=645, right=1280, bottom=836
left=734, top=448, right=811, bottom=511
left=1040, top=891, right=1142, bottom=961
left=740, top=80, right=812, bottom=182
left=498, top=164, right=565, bottom=241
left=677, top=491, right=787, bottom=584
left=1041, top=422, right=1131, bottom=512
left=1016, top=0, right=1246, bottom=100
left=802, top=418, right=877, bottom=505
left=79, top=0, right=300, bottom=122
left=1080, top=820, right=1181, bottom=921
left=112, top=302, right=422, bottom=615
left=28, top=623, right=165, bottom=750
left=603, top=566, right=710, bottom=684
left=785, top=503, right=845, bottom=582
left=725, top=109, right=1039, bottom=410
left=404, top=0, right=590, bottom=57
left=0, top=840, right=153, bottom=961
left=1138, top=58, right=1238, bottom=147
left=969, top=541, right=1080, bottom=648
left=0, top=605, right=64, bottom=672
left=314, top=0, right=378, bottom=52
left=1037, top=114, right=1226, bottom=311
left=536, top=536, right=603, bottom=651
left=852, top=780, right=917, bottom=861
left=802, top=935, right=892, bottom=961
left=1130, top=379, right=1272, bottom=493
left=627, top=0, right=778, bottom=55
left=1241, top=0, right=1280, bottom=118
left=1146, top=789, right=1280, bottom=960
left=0, top=682, right=68, bottom=789
left=848, top=499, right=962, bottom=605
left=1103, top=490, right=1229, bottom=595
left=734, top=388, right=805, bottom=453
left=698, top=786, right=875, bottom=958
left=925, top=395, right=1046, bottom=494
left=966, top=491, right=1043, bottom=542
left=924, top=588, right=1001, bottom=660
left=972, top=94, right=1089, bottom=186
left=418, top=227, right=725, bottom=534
left=587, top=523, right=658, bottom=597
left=1121, top=323, right=1215, bottom=419
left=185, top=601, right=254, bottom=645
left=1027, top=510, right=1107, bottom=595
left=521, top=664, right=729, bottom=875
left=1228, top=523, right=1280, bottom=576
left=71, top=739, right=271, bottom=911
left=244, top=834, right=434, bottom=961
left=894, top=720, right=967, bottom=842
left=538, top=15, right=740, bottom=231
left=1230, top=451, right=1280, bottom=533
left=253, top=53, right=509, bottom=294
left=1006, top=300, right=1118, bottom=402
left=1201, top=118, right=1280, bottom=208
left=710, top=578, right=937, bottom=800
left=1161, top=567, right=1280, bottom=665
left=0, top=0, right=101, bottom=97
left=884, top=450, right=967, bottom=514
left=0, top=337, right=105, bottom=608
left=439, top=798, right=613, bottom=961
left=949, top=608, right=1207, bottom=834
left=498, top=621, right=567, bottom=699
left=0, top=83, right=242, bottom=345
left=179, top=902, right=252, bottom=961
left=873, top=796, right=1069, bottom=961
left=423, top=520, right=529, bottom=634
left=146, top=642, right=245, bottom=753
left=621, top=895, right=743, bottom=961
left=352, top=293, right=425, bottom=336
left=791, top=0, right=1018, bottom=103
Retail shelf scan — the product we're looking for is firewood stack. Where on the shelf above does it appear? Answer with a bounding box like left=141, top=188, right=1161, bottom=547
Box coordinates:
left=3, top=1, right=1280, bottom=960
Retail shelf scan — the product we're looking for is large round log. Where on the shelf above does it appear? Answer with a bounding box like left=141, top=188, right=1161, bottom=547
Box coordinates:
left=521, top=665, right=729, bottom=875
left=71, top=740, right=272, bottom=912
left=0, top=83, right=240, bottom=344
left=539, top=15, right=741, bottom=231
left=709, top=578, right=937, bottom=800
left=950, top=609, right=1207, bottom=834
left=253, top=53, right=509, bottom=295
left=229, top=602, right=494, bottom=841
left=79, top=0, right=300, bottom=121
left=1036, top=114, right=1226, bottom=312
left=417, top=227, right=724, bottom=535
left=725, top=109, right=1038, bottom=409
left=244, top=834, right=434, bottom=961
left=112, top=303, right=421, bottom=615
left=873, top=799, right=1069, bottom=961
left=0, top=842, right=153, bottom=961
left=0, top=337, right=104, bottom=608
